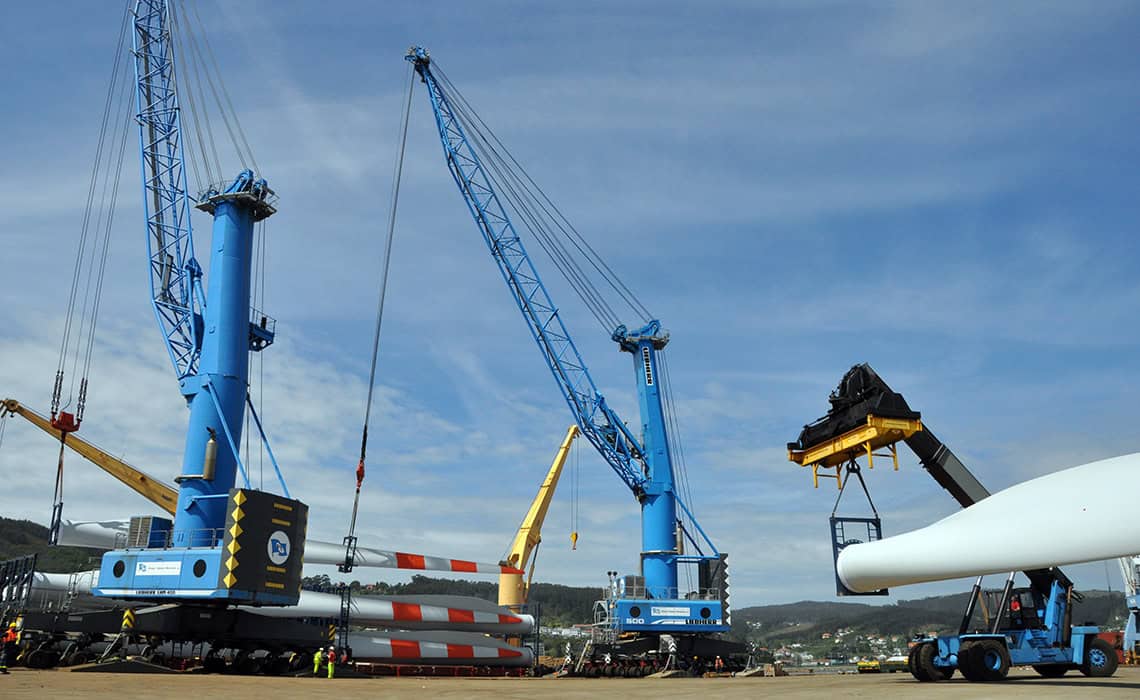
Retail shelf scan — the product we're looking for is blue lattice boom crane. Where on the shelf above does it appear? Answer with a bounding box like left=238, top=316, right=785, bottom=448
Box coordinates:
left=91, top=0, right=308, bottom=607
left=406, top=47, right=734, bottom=652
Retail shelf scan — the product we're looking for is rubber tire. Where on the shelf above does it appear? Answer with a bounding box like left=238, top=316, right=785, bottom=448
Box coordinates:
left=915, top=643, right=944, bottom=682
left=918, top=642, right=953, bottom=681
left=1032, top=664, right=1069, bottom=678
left=908, top=644, right=931, bottom=681
left=958, top=642, right=983, bottom=682
left=1080, top=637, right=1118, bottom=678
left=972, top=639, right=1010, bottom=682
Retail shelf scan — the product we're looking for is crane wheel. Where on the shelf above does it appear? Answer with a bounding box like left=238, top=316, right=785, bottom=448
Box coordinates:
left=1080, top=638, right=1118, bottom=678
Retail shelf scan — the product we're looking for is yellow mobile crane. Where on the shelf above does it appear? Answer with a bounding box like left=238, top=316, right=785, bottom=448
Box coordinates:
left=499, top=425, right=579, bottom=613
left=0, top=398, right=177, bottom=515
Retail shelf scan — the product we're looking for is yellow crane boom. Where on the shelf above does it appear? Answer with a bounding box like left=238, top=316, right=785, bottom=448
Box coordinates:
left=498, top=425, right=579, bottom=612
left=1, top=398, right=177, bottom=515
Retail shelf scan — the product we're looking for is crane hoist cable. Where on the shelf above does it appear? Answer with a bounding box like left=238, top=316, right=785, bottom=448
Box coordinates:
left=52, top=5, right=133, bottom=430
left=47, top=5, right=134, bottom=541
left=429, top=62, right=653, bottom=333
left=570, top=435, right=580, bottom=550
left=166, top=0, right=264, bottom=194
left=341, top=62, right=416, bottom=572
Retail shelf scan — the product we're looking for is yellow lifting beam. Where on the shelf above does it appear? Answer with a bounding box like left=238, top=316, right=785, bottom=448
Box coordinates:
left=787, top=414, right=923, bottom=489
left=1, top=397, right=178, bottom=514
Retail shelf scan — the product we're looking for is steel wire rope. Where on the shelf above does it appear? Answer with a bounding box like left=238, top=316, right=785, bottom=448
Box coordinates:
left=168, top=5, right=214, bottom=188
left=174, top=0, right=237, bottom=173
left=257, top=218, right=267, bottom=489
left=659, top=351, right=700, bottom=605
left=65, top=46, right=133, bottom=408
left=473, top=136, right=621, bottom=333
left=348, top=63, right=416, bottom=543
left=436, top=72, right=620, bottom=330
left=466, top=156, right=614, bottom=413
left=433, top=77, right=622, bottom=420
left=66, top=28, right=135, bottom=412
left=170, top=2, right=223, bottom=184
left=572, top=432, right=580, bottom=547
left=434, top=69, right=632, bottom=332
left=659, top=352, right=696, bottom=526
left=78, top=67, right=137, bottom=392
left=439, top=97, right=644, bottom=442
left=435, top=66, right=652, bottom=323
left=186, top=0, right=260, bottom=174
left=55, top=2, right=133, bottom=407
left=435, top=80, right=616, bottom=329
left=455, top=106, right=620, bottom=334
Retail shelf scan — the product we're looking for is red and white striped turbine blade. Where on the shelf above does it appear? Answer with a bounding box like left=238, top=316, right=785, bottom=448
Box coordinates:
left=56, top=524, right=525, bottom=577
left=302, top=540, right=524, bottom=575
left=254, top=590, right=535, bottom=634
left=352, top=629, right=532, bottom=667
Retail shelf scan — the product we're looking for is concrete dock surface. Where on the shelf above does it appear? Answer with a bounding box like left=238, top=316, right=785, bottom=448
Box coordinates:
left=2, top=666, right=1138, bottom=698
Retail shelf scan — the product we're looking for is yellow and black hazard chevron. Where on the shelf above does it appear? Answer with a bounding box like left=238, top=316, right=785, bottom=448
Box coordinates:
left=221, top=490, right=247, bottom=589
left=120, top=608, right=136, bottom=631
left=218, top=487, right=308, bottom=604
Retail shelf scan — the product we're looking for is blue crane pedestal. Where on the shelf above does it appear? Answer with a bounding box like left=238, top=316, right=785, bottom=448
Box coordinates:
left=93, top=172, right=305, bottom=606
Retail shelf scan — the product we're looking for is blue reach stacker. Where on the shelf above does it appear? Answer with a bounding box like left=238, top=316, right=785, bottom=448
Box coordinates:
left=789, top=364, right=1119, bottom=681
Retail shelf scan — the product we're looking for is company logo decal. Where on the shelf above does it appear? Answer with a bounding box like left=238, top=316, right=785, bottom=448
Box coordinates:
left=268, top=530, right=291, bottom=565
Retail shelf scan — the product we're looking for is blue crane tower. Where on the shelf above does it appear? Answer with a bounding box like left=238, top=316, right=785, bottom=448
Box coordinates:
left=91, top=0, right=306, bottom=605
left=406, top=47, right=732, bottom=648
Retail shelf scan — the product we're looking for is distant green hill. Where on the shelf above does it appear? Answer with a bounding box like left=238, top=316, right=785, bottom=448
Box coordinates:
left=0, top=517, right=102, bottom=573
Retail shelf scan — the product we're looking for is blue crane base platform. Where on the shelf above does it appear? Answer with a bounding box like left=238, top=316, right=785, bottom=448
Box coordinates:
left=612, top=599, right=729, bottom=634
left=93, top=488, right=307, bottom=605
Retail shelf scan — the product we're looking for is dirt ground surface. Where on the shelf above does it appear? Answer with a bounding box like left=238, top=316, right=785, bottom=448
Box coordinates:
left=2, top=666, right=1140, bottom=699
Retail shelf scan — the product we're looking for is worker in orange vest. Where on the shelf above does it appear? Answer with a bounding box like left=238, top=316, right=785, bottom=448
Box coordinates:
left=326, top=645, right=336, bottom=679
left=1, top=622, right=19, bottom=674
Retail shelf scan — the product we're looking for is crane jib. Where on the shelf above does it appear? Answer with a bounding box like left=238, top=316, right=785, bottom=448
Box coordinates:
left=410, top=51, right=644, bottom=488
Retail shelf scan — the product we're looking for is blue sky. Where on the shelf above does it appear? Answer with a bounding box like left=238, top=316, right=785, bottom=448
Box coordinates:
left=2, top=1, right=1140, bottom=608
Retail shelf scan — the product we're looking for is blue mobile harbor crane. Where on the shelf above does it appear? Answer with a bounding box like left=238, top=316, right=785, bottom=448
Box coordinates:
left=788, top=364, right=1119, bottom=682
left=405, top=47, right=736, bottom=664
left=89, top=0, right=308, bottom=609
left=6, top=2, right=326, bottom=669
